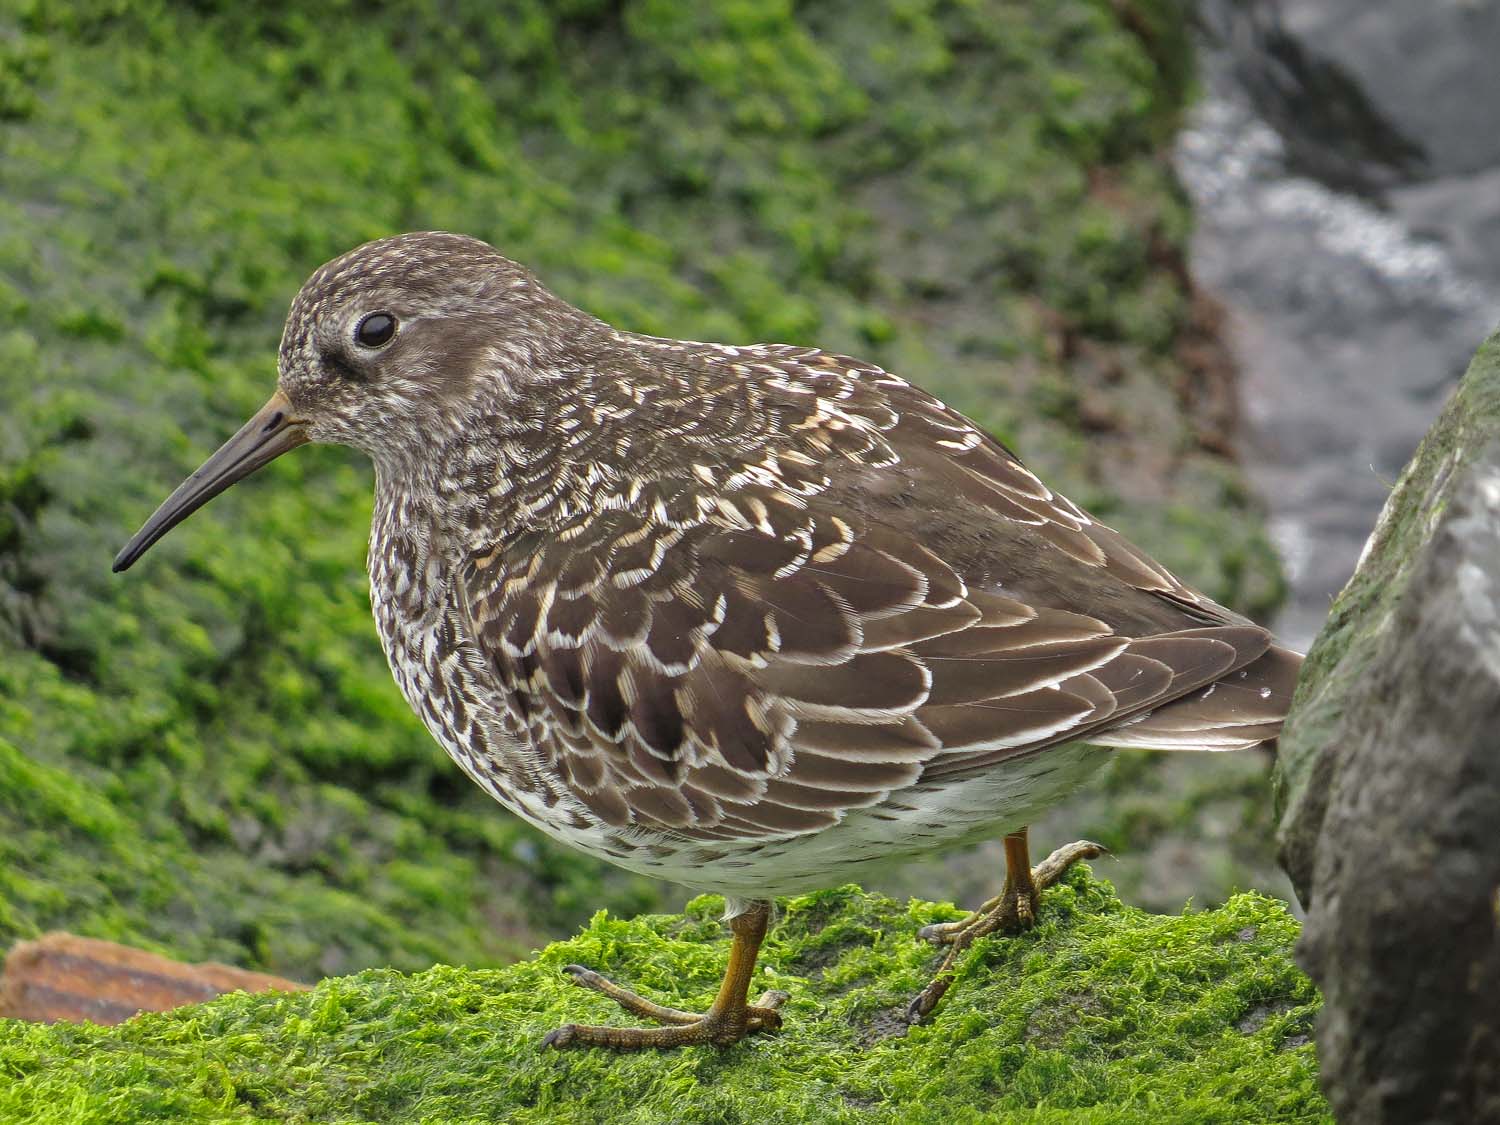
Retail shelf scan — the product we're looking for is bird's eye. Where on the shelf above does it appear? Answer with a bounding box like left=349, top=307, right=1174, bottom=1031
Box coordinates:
left=354, top=312, right=397, bottom=349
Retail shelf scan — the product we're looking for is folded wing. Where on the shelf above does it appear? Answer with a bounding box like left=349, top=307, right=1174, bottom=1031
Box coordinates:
left=455, top=478, right=1285, bottom=840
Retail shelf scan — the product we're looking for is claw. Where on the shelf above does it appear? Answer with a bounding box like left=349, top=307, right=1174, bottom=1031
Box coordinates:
left=542, top=1025, right=578, bottom=1049
left=917, top=920, right=961, bottom=945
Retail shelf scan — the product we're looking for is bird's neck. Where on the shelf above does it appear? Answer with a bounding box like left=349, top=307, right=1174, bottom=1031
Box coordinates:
left=365, top=330, right=795, bottom=608
left=366, top=410, right=629, bottom=615
left=368, top=466, right=456, bottom=622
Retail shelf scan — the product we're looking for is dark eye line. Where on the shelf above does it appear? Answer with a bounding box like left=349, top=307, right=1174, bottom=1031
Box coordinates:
left=324, top=349, right=365, bottom=382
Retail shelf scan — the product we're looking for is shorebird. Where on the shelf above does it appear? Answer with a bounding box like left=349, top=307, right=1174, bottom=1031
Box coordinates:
left=115, top=232, right=1301, bottom=1049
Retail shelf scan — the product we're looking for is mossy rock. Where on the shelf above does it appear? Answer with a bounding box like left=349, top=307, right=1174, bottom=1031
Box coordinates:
left=1274, top=330, right=1500, bottom=1120
left=1275, top=329, right=1500, bottom=893
left=0, top=869, right=1326, bottom=1123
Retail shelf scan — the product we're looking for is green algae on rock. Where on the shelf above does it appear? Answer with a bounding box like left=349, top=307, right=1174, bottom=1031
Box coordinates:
left=0, top=869, right=1326, bottom=1123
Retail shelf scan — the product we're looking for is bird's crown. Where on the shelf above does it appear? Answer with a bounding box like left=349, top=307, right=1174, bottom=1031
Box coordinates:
left=276, top=231, right=601, bottom=465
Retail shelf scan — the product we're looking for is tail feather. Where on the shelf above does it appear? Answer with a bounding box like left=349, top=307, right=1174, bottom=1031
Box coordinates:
left=1088, top=644, right=1303, bottom=752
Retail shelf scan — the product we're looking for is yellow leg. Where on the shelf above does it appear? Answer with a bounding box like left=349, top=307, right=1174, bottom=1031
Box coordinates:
left=544, top=899, right=789, bottom=1050
left=908, top=828, right=1105, bottom=1024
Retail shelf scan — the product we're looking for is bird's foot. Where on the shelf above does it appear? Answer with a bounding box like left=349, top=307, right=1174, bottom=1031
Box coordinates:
left=917, top=890, right=1006, bottom=947
left=908, top=839, right=1106, bottom=1024
left=543, top=964, right=789, bottom=1050
left=916, top=839, right=1107, bottom=946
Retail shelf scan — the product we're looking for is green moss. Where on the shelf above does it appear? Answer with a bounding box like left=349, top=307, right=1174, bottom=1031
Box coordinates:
left=0, top=0, right=1283, bottom=981
left=0, top=869, right=1326, bottom=1123
left=1276, top=329, right=1500, bottom=894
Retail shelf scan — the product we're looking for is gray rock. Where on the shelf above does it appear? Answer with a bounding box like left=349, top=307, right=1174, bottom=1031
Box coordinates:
left=1274, top=0, right=1500, bottom=181
left=1276, top=328, right=1500, bottom=1123
left=1209, top=0, right=1500, bottom=187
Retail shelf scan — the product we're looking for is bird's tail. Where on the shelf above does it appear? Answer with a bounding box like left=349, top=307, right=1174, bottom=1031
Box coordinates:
left=1087, top=644, right=1304, bottom=751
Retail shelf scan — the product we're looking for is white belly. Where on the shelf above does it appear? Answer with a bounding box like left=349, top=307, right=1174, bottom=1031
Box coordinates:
left=603, top=742, right=1112, bottom=900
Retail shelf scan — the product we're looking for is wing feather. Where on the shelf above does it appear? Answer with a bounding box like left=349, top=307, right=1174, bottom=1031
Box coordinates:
left=455, top=488, right=1278, bottom=838
left=449, top=343, right=1296, bottom=841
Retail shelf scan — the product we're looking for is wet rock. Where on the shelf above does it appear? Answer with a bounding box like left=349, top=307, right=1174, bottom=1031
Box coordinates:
left=1208, top=0, right=1500, bottom=188
left=1181, top=0, right=1500, bottom=654
left=1276, top=0, right=1500, bottom=181
left=1276, top=329, right=1500, bottom=1123
left=1, top=932, right=308, bottom=1025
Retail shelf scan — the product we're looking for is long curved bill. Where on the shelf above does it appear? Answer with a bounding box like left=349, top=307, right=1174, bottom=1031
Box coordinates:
left=112, top=390, right=309, bottom=572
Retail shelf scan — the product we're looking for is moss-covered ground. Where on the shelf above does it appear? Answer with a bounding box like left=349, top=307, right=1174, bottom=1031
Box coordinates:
left=0, top=869, right=1326, bottom=1123
left=1, top=0, right=1285, bottom=985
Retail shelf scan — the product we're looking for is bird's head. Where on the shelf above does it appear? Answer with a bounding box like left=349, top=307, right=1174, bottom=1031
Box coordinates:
left=113, top=231, right=586, bottom=572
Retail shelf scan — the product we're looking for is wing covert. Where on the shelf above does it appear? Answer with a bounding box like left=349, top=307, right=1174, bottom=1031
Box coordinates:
left=454, top=476, right=1271, bottom=840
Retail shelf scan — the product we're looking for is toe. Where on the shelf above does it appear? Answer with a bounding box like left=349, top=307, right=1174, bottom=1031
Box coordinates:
left=906, top=981, right=946, bottom=1025
left=542, top=1024, right=579, bottom=1050
left=918, top=921, right=959, bottom=945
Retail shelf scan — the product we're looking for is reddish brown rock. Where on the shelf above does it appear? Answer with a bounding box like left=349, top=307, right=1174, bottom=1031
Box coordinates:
left=0, top=933, right=309, bottom=1025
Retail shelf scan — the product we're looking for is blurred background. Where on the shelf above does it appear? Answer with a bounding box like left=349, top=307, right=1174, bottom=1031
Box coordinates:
left=0, top=0, right=1494, bottom=981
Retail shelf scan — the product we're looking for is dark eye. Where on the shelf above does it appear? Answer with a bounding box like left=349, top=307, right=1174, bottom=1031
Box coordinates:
left=354, top=312, right=397, bottom=348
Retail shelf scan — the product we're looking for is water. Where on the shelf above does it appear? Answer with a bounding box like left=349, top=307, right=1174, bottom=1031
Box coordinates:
left=1176, top=1, right=1500, bottom=649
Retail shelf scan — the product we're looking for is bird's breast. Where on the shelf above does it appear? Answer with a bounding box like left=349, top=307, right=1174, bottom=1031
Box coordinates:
left=366, top=519, right=620, bottom=859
